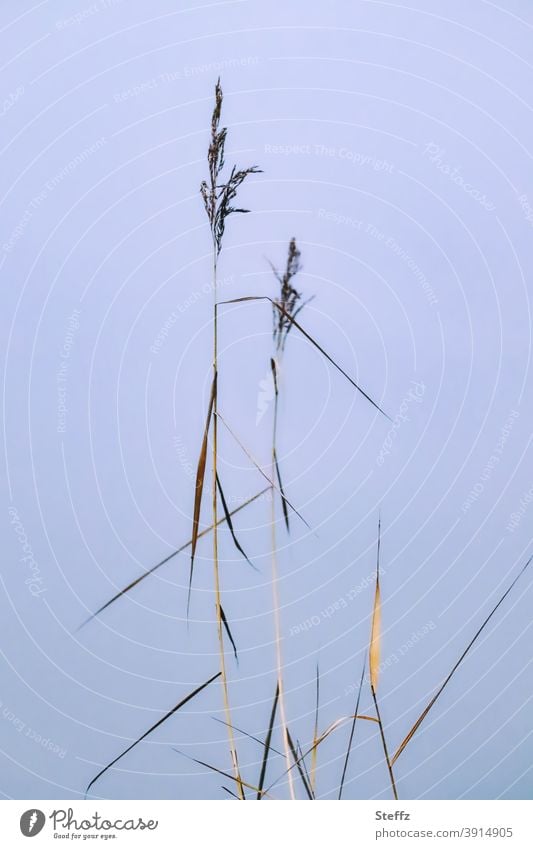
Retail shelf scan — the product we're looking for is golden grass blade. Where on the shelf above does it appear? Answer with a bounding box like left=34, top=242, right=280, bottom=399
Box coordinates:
left=310, top=664, right=320, bottom=794
left=257, top=683, right=280, bottom=799
left=85, top=672, right=221, bottom=798
left=221, top=296, right=391, bottom=421
left=216, top=473, right=257, bottom=570
left=369, top=517, right=382, bottom=692
left=77, top=487, right=270, bottom=630
left=391, top=553, right=533, bottom=767
left=216, top=411, right=312, bottom=531
left=188, top=375, right=216, bottom=615
left=220, top=605, right=238, bottom=662
left=287, top=727, right=314, bottom=799
left=338, top=661, right=366, bottom=800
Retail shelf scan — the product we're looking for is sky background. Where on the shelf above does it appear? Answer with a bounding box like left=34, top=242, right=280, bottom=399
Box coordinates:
left=1, top=0, right=533, bottom=801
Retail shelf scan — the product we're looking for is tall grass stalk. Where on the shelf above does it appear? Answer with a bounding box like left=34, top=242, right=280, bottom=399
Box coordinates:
left=267, top=239, right=309, bottom=799
left=200, top=79, right=260, bottom=799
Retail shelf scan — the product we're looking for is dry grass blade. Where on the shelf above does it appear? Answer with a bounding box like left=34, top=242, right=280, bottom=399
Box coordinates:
left=369, top=517, right=382, bottom=693
left=216, top=473, right=257, bottom=570
left=257, top=683, right=280, bottom=799
left=287, top=727, right=314, bottom=799
left=216, top=410, right=311, bottom=531
left=78, top=487, right=269, bottom=629
left=338, top=661, right=366, bottom=800
left=367, top=518, right=397, bottom=799
left=310, top=664, right=320, bottom=795
left=85, top=672, right=221, bottom=798
left=391, top=553, right=533, bottom=767
left=221, top=296, right=391, bottom=421
left=220, top=605, right=238, bottom=662
left=189, top=375, right=216, bottom=615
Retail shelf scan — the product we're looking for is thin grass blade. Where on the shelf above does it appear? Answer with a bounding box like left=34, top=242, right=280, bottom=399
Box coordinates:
left=257, top=683, right=280, bottom=799
left=216, top=473, right=257, bottom=570
left=338, top=660, right=366, bottom=800
left=221, top=296, right=391, bottom=420
left=369, top=518, right=382, bottom=693
left=391, top=553, right=533, bottom=767
left=310, top=664, right=320, bottom=794
left=220, top=604, right=238, bottom=662
left=188, top=375, right=216, bottom=615
left=85, top=672, right=221, bottom=798
left=287, top=728, right=314, bottom=799
left=173, top=749, right=269, bottom=798
left=78, top=487, right=269, bottom=629
left=217, top=411, right=311, bottom=531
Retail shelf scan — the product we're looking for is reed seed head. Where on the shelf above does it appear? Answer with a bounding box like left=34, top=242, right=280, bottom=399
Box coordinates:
left=200, top=78, right=261, bottom=256
left=271, top=238, right=309, bottom=351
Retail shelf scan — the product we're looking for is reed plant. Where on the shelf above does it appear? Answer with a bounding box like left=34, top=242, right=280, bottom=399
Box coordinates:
left=82, top=80, right=533, bottom=802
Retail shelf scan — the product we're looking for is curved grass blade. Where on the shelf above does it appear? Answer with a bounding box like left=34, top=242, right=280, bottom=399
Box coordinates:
left=216, top=474, right=257, bottom=570
left=391, top=553, right=533, bottom=767
left=188, top=375, right=217, bottom=615
left=257, top=683, right=280, bottom=799
left=221, top=296, right=391, bottom=421
left=85, top=672, right=221, bottom=798
left=217, top=411, right=312, bottom=531
left=220, top=604, right=238, bottom=662
left=263, top=713, right=378, bottom=797
left=78, top=487, right=270, bottom=630
left=338, top=661, right=366, bottom=800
